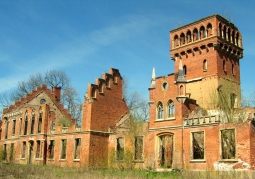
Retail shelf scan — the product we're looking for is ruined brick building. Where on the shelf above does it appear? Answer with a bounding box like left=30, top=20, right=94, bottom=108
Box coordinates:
left=1, top=14, right=255, bottom=170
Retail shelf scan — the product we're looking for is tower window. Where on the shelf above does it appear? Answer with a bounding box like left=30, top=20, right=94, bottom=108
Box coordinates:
left=183, top=65, right=187, bottom=75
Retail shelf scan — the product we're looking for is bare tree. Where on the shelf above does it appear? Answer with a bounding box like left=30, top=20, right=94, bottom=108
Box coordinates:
left=61, top=87, right=82, bottom=124
left=0, top=70, right=81, bottom=124
left=122, top=76, right=149, bottom=121
left=45, top=69, right=70, bottom=89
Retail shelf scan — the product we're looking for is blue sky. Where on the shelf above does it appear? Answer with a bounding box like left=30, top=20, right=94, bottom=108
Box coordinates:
left=0, top=0, right=255, bottom=108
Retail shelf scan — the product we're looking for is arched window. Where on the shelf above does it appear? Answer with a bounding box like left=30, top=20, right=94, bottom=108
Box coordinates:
left=180, top=85, right=184, bottom=96
left=227, top=28, right=231, bottom=41
left=223, top=26, right=226, bottom=39
left=200, top=26, right=206, bottom=38
left=40, top=99, right=46, bottom=104
left=203, top=60, right=207, bottom=71
left=218, top=23, right=222, bottom=37
left=207, top=23, right=212, bottom=37
left=236, top=32, right=240, bottom=47
left=193, top=28, right=199, bottom=41
left=180, top=33, right=185, bottom=45
left=232, top=30, right=235, bottom=45
left=167, top=100, right=175, bottom=118
left=186, top=30, right=191, bottom=43
left=183, top=65, right=187, bottom=75
left=157, top=102, right=164, bottom=119
left=174, top=35, right=179, bottom=47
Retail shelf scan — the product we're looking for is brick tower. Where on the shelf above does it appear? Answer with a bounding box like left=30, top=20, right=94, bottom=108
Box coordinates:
left=170, top=14, right=243, bottom=109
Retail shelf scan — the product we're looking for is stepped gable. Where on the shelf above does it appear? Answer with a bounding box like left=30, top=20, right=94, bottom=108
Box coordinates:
left=2, top=84, right=75, bottom=122
left=87, top=68, right=122, bottom=99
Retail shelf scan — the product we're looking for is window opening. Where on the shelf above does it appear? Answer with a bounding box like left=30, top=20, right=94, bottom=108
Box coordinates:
left=48, top=140, right=55, bottom=159
left=36, top=140, right=41, bottom=158
left=31, top=109, right=35, bottom=134
left=158, top=135, right=173, bottom=168
left=3, top=144, right=7, bottom=161
left=203, top=60, right=207, bottom=71
left=157, top=102, right=164, bottom=119
left=12, top=119, right=16, bottom=136
left=221, top=129, right=235, bottom=159
left=38, top=107, right=42, bottom=133
left=24, top=111, right=28, bottom=135
left=74, top=138, right=81, bottom=159
left=5, top=120, right=9, bottom=139
left=134, top=136, right=143, bottom=161
left=168, top=100, right=175, bottom=118
left=21, top=141, right=26, bottom=158
left=162, top=82, right=168, bottom=89
left=60, top=139, right=67, bottom=159
left=19, top=118, right=22, bottom=135
left=116, top=137, right=124, bottom=160
left=192, top=132, right=204, bottom=159
left=40, top=99, right=46, bottom=104
left=183, top=65, right=187, bottom=75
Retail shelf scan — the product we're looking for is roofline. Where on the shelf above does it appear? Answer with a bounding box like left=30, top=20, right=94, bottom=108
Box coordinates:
left=170, top=14, right=238, bottom=33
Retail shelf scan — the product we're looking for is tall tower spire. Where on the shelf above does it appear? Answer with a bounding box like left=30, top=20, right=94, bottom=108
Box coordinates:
left=149, top=67, right=156, bottom=89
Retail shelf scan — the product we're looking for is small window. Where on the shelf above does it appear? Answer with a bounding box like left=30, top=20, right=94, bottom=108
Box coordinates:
left=21, top=141, right=26, bottom=158
left=134, top=136, right=143, bottom=161
left=192, top=132, right=205, bottom=160
left=5, top=119, right=9, bottom=139
left=157, top=102, right=164, bottom=119
left=116, top=137, right=124, bottom=160
left=48, top=140, right=55, bottom=159
left=60, top=139, right=67, bottom=159
left=19, top=118, right=22, bottom=135
left=230, top=93, right=237, bottom=109
left=221, top=129, right=235, bottom=159
left=162, top=82, right=168, bottom=89
left=183, top=65, right=187, bottom=75
left=40, top=99, right=46, bottom=104
left=74, top=138, right=81, bottom=160
left=167, top=100, right=175, bottom=118
left=203, top=60, right=207, bottom=72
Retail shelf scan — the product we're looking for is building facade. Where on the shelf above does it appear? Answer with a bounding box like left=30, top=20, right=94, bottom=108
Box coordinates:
left=1, top=14, right=255, bottom=171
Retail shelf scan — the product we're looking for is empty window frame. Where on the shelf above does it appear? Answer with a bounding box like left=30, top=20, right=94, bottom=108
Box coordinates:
left=31, top=109, right=35, bottom=134
left=5, top=120, right=9, bottom=139
left=116, top=137, right=124, bottom=160
left=12, top=119, right=16, bottom=136
left=21, top=141, right=26, bottom=158
left=74, top=138, right=81, bottom=160
left=38, top=107, right=43, bottom=133
left=157, top=102, right=164, bottom=119
left=167, top=100, right=175, bottom=118
left=36, top=140, right=41, bottom=158
left=48, top=140, right=55, bottom=159
left=191, top=132, right=205, bottom=160
left=60, top=139, right=67, bottom=159
left=134, top=136, right=143, bottom=161
left=24, top=111, right=28, bottom=135
left=221, top=129, right=236, bottom=159
left=19, top=118, right=22, bottom=135
left=3, top=144, right=7, bottom=161
left=230, top=93, right=237, bottom=109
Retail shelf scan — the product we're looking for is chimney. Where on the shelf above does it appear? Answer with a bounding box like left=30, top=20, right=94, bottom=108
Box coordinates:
left=52, top=86, right=61, bottom=101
